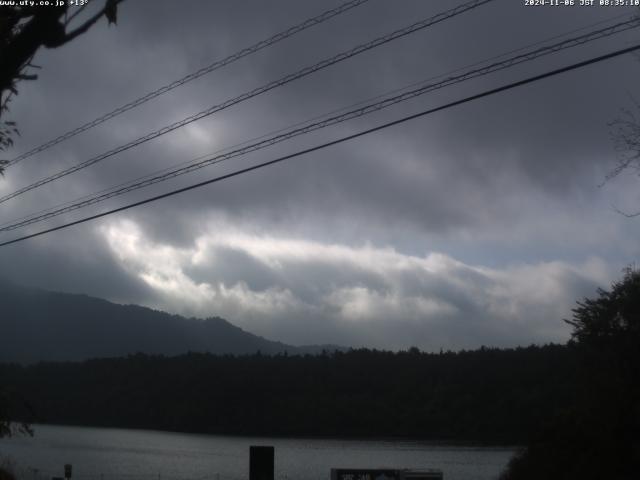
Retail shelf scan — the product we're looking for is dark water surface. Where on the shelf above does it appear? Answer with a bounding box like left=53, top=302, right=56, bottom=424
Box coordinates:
left=0, top=425, right=515, bottom=480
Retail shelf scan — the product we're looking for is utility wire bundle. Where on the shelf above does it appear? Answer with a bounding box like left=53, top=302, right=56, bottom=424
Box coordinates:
left=1, top=0, right=638, bottom=247
left=4, top=0, right=372, bottom=168
left=1, top=16, right=638, bottom=235
left=0, top=0, right=494, bottom=204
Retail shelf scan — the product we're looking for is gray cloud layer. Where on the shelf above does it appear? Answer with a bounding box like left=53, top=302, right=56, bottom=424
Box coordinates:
left=1, top=0, right=639, bottom=350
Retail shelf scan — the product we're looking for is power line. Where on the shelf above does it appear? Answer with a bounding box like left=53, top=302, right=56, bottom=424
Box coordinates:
left=1, top=17, right=637, bottom=233
left=3, top=11, right=630, bottom=231
left=0, top=0, right=495, bottom=205
left=4, top=0, right=372, bottom=168
left=1, top=42, right=638, bottom=249
left=2, top=17, right=636, bottom=231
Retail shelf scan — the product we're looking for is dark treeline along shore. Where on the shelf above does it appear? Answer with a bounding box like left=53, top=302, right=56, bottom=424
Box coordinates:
left=1, top=268, right=639, bottom=480
left=1, top=345, right=576, bottom=443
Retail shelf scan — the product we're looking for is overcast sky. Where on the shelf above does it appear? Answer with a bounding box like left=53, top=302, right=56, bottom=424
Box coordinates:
left=1, top=0, right=639, bottom=350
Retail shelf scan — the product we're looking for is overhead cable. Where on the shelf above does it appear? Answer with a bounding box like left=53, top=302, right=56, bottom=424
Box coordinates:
left=0, top=0, right=495, bottom=204
left=4, top=0, right=372, bottom=167
left=1, top=42, right=638, bottom=248
left=1, top=17, right=637, bottom=233
left=7, top=9, right=627, bottom=231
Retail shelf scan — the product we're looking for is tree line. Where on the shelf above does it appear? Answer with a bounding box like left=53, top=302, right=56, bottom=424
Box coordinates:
left=1, top=344, right=578, bottom=443
left=2, top=268, right=638, bottom=479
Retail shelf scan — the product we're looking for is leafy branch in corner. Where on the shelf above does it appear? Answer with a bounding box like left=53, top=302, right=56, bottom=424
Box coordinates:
left=0, top=0, right=126, bottom=174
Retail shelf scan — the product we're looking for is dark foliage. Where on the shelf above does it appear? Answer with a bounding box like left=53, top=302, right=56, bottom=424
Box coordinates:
left=0, top=344, right=577, bottom=443
left=0, top=388, right=32, bottom=439
left=500, top=268, right=640, bottom=480
left=0, top=0, right=125, bottom=173
left=0, top=468, right=15, bottom=480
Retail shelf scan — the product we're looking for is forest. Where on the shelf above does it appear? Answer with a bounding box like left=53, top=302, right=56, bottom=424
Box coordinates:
left=1, top=344, right=577, bottom=443
left=1, top=268, right=638, bottom=479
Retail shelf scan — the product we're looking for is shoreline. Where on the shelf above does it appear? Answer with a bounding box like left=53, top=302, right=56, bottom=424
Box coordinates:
left=7, top=422, right=521, bottom=449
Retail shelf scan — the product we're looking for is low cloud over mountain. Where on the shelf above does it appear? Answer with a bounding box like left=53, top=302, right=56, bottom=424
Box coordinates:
left=0, top=282, right=339, bottom=363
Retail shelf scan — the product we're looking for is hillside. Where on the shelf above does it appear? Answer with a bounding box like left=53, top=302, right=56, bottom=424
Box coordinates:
left=0, top=282, right=337, bottom=363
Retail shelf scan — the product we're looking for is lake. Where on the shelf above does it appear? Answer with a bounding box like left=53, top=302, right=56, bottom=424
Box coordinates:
left=0, top=425, right=516, bottom=480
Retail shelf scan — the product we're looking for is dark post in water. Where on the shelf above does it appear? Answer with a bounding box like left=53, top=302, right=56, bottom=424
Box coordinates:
left=249, top=445, right=274, bottom=480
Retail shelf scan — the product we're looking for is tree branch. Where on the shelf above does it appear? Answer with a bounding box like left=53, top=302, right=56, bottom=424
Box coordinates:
left=65, top=3, right=90, bottom=27
left=55, top=0, right=125, bottom=46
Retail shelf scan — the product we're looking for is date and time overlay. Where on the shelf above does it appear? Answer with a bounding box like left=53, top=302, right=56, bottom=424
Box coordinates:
left=1, top=0, right=639, bottom=9
left=526, top=0, right=639, bottom=6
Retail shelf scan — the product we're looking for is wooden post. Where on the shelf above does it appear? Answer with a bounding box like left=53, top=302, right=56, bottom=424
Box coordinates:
left=249, top=445, right=274, bottom=480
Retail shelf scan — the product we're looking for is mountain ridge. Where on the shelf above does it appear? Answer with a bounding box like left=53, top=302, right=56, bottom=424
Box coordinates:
left=0, top=281, right=344, bottom=363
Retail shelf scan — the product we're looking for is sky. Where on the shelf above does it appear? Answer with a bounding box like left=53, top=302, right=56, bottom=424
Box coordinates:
left=1, top=0, right=640, bottom=351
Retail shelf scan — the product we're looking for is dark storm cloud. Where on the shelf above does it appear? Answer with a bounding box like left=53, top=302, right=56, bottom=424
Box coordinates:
left=1, top=0, right=639, bottom=349
left=6, top=0, right=636, bottom=224
left=0, top=226, right=157, bottom=306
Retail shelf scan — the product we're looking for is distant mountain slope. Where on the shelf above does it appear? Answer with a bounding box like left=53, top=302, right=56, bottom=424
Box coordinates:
left=0, top=283, right=340, bottom=363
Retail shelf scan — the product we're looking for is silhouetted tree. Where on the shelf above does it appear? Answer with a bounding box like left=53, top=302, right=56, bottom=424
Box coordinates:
left=567, top=265, right=640, bottom=343
left=500, top=267, right=640, bottom=480
left=0, top=0, right=125, bottom=434
left=606, top=98, right=640, bottom=216
left=0, top=388, right=32, bottom=439
left=604, top=8, right=640, bottom=215
left=0, top=0, right=125, bottom=174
